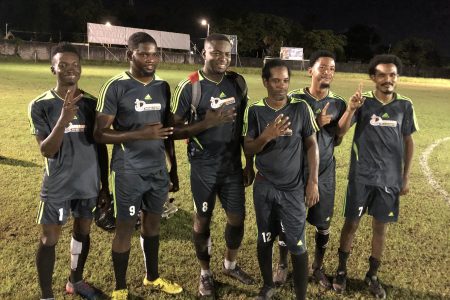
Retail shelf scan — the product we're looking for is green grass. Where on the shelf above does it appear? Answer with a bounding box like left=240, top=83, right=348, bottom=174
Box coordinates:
left=0, top=61, right=449, bottom=300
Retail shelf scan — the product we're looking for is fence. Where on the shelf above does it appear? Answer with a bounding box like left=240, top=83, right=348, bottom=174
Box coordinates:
left=1, top=40, right=449, bottom=78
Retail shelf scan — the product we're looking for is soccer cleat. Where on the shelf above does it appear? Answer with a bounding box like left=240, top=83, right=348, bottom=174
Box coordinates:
left=222, top=264, right=255, bottom=285
left=143, top=277, right=183, bottom=294
left=255, top=284, right=276, bottom=300
left=199, top=273, right=215, bottom=298
left=272, top=263, right=288, bottom=286
left=332, top=270, right=347, bottom=293
left=111, top=289, right=128, bottom=300
left=364, top=274, right=387, bottom=299
left=312, top=267, right=332, bottom=289
left=65, top=280, right=98, bottom=299
left=161, top=197, right=178, bottom=219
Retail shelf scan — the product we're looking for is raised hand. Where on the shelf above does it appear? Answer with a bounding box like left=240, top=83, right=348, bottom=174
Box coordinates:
left=59, top=90, right=83, bottom=126
left=138, top=122, right=174, bottom=139
left=317, top=102, right=332, bottom=127
left=348, top=82, right=366, bottom=112
left=260, top=114, right=291, bottom=141
left=204, top=106, right=236, bottom=128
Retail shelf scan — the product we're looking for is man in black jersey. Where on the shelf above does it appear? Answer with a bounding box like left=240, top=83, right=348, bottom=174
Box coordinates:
left=170, top=33, right=255, bottom=297
left=243, top=59, right=319, bottom=300
left=274, top=50, right=347, bottom=289
left=28, top=43, right=109, bottom=300
left=332, top=55, right=418, bottom=299
left=94, top=32, right=182, bottom=299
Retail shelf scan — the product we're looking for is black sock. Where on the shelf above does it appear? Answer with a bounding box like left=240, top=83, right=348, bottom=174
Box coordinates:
left=337, top=248, right=350, bottom=273
left=313, top=227, right=329, bottom=269
left=36, top=241, right=55, bottom=298
left=70, top=233, right=90, bottom=283
left=192, top=230, right=211, bottom=263
left=278, top=231, right=289, bottom=266
left=291, top=251, right=308, bottom=300
left=112, top=249, right=130, bottom=290
left=367, top=256, right=381, bottom=277
left=141, top=235, right=160, bottom=281
left=257, top=241, right=274, bottom=287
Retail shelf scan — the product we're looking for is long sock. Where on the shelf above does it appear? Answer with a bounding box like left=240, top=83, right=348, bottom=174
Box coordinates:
left=367, top=256, right=381, bottom=277
left=192, top=230, right=211, bottom=263
left=257, top=241, right=274, bottom=287
left=140, top=235, right=160, bottom=281
left=337, top=248, right=350, bottom=273
left=112, top=249, right=130, bottom=290
left=278, top=230, right=289, bottom=266
left=36, top=241, right=56, bottom=298
left=313, top=227, right=330, bottom=269
left=70, top=233, right=90, bottom=283
left=291, top=251, right=308, bottom=300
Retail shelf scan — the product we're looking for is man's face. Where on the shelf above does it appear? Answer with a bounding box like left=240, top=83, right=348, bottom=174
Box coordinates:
left=51, top=52, right=81, bottom=85
left=203, top=40, right=231, bottom=75
left=308, top=57, right=335, bottom=89
left=129, top=42, right=159, bottom=77
left=371, top=63, right=398, bottom=95
left=263, top=66, right=290, bottom=101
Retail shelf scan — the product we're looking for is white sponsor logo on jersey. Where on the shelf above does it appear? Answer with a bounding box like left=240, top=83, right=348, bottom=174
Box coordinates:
left=64, top=123, right=86, bottom=133
left=135, top=99, right=161, bottom=112
left=370, top=114, right=397, bottom=127
left=210, top=96, right=235, bottom=109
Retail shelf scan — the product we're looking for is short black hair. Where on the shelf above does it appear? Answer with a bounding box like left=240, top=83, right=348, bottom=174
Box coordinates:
left=51, top=42, right=80, bottom=61
left=309, top=50, right=335, bottom=67
left=368, top=54, right=403, bottom=76
left=204, top=33, right=231, bottom=45
left=128, top=32, right=157, bottom=50
left=262, top=59, right=291, bottom=81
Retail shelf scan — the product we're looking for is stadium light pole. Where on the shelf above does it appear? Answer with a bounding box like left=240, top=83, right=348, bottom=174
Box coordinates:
left=201, top=19, right=210, bottom=37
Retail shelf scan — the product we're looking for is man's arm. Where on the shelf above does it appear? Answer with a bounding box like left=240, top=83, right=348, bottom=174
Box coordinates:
left=243, top=114, right=291, bottom=156
left=400, top=134, right=414, bottom=195
left=170, top=106, right=236, bottom=140
left=93, top=113, right=173, bottom=144
left=304, top=134, right=319, bottom=208
left=38, top=91, right=83, bottom=158
left=337, top=84, right=365, bottom=138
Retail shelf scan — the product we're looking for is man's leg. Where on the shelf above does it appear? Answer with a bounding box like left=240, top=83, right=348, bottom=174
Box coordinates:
left=193, top=213, right=215, bottom=296
left=363, top=218, right=388, bottom=299
left=273, top=223, right=289, bottom=286
left=141, top=211, right=161, bottom=281
left=332, top=218, right=360, bottom=293
left=112, top=219, right=135, bottom=291
left=70, top=217, right=92, bottom=283
left=37, top=224, right=62, bottom=299
left=311, top=225, right=332, bottom=288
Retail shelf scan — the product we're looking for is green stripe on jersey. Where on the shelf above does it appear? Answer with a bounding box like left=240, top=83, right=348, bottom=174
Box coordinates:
left=242, top=99, right=265, bottom=136
left=97, top=72, right=127, bottom=112
left=170, top=78, right=190, bottom=114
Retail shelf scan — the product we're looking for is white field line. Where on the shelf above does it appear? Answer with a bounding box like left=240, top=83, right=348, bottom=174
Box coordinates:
left=419, top=137, right=450, bottom=205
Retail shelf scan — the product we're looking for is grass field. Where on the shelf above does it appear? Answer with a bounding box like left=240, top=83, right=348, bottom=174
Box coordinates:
left=0, top=60, right=449, bottom=300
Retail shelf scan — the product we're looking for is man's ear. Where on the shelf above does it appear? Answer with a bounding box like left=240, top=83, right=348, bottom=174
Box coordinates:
left=201, top=49, right=206, bottom=59
left=126, top=49, right=133, bottom=61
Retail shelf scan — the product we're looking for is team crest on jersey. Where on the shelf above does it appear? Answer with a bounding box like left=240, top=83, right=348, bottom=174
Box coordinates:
left=370, top=114, right=397, bottom=127
left=64, top=122, right=86, bottom=133
left=135, top=99, right=161, bottom=111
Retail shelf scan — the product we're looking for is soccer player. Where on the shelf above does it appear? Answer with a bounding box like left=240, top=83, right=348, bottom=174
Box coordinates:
left=273, top=50, right=347, bottom=288
left=28, top=42, right=109, bottom=300
left=332, top=54, right=418, bottom=299
left=94, top=32, right=182, bottom=300
left=170, top=33, right=255, bottom=297
left=243, top=59, right=319, bottom=299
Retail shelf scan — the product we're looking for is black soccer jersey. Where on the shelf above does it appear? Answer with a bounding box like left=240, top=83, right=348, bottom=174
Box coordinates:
left=171, top=70, right=247, bottom=170
left=28, top=90, right=100, bottom=202
left=97, top=72, right=170, bottom=174
left=348, top=91, right=419, bottom=189
left=289, top=88, right=347, bottom=174
left=243, top=97, right=318, bottom=190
